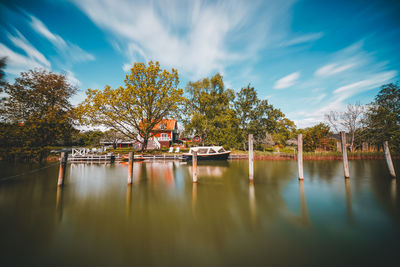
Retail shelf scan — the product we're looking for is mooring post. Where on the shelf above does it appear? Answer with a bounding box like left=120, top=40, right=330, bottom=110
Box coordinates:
left=383, top=141, right=396, bottom=178
left=192, top=151, right=198, bottom=183
left=249, top=134, right=254, bottom=182
left=298, top=134, right=304, bottom=180
left=128, top=151, right=134, bottom=184
left=340, top=131, right=350, bottom=178
left=57, top=152, right=68, bottom=187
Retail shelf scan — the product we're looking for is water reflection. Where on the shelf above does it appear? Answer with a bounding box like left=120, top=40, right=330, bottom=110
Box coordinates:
left=249, top=182, right=256, bottom=224
left=188, top=161, right=230, bottom=178
left=56, top=186, right=64, bottom=222
left=1, top=160, right=400, bottom=266
left=192, top=183, right=197, bottom=217
left=391, top=179, right=397, bottom=207
left=306, top=160, right=342, bottom=183
left=345, top=178, right=354, bottom=226
left=126, top=184, right=132, bottom=217
left=298, top=180, right=310, bottom=226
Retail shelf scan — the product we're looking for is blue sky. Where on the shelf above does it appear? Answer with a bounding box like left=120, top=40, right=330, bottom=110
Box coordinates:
left=1, top=0, right=399, bottom=128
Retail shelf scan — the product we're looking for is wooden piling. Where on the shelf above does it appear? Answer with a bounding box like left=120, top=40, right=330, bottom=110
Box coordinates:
left=192, top=151, right=198, bottom=183
left=383, top=141, right=396, bottom=178
left=128, top=151, right=134, bottom=184
left=340, top=131, right=350, bottom=178
left=57, top=152, right=68, bottom=187
left=249, top=134, right=254, bottom=182
left=297, top=134, right=304, bottom=180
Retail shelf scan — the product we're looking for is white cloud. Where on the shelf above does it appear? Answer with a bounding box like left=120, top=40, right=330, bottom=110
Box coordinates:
left=65, top=70, right=81, bottom=86
left=293, top=70, right=396, bottom=128
left=315, top=62, right=356, bottom=77
left=71, top=0, right=295, bottom=79
left=29, top=15, right=95, bottom=64
left=274, top=71, right=300, bottom=89
left=29, top=16, right=67, bottom=49
left=0, top=31, right=50, bottom=75
left=333, top=71, right=397, bottom=98
left=8, top=30, right=51, bottom=68
left=282, top=32, right=323, bottom=46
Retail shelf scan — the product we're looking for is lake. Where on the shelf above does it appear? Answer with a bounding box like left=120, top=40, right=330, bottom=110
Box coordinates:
left=1, top=159, right=399, bottom=266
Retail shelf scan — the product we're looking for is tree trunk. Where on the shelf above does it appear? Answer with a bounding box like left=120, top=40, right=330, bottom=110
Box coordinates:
left=141, top=139, right=148, bottom=152
left=350, top=132, right=355, bottom=152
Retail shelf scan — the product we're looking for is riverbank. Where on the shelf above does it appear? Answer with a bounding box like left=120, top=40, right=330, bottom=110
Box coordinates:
left=1, top=147, right=398, bottom=162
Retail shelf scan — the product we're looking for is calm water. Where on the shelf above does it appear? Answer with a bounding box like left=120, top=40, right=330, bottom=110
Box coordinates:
left=1, top=159, right=399, bottom=266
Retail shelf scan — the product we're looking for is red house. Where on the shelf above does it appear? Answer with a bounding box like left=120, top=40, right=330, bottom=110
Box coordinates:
left=149, top=119, right=179, bottom=148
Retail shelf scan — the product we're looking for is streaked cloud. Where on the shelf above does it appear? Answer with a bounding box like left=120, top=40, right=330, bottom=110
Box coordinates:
left=0, top=30, right=50, bottom=75
left=29, top=15, right=67, bottom=49
left=28, top=14, right=95, bottom=65
left=315, top=62, right=356, bottom=77
left=333, top=70, right=397, bottom=98
left=71, top=0, right=295, bottom=78
left=274, top=71, right=300, bottom=89
left=282, top=32, right=324, bottom=47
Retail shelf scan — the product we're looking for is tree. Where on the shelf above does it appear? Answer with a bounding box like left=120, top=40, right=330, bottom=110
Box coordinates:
left=234, top=85, right=295, bottom=149
left=362, top=82, right=400, bottom=152
left=299, top=123, right=332, bottom=152
left=325, top=103, right=364, bottom=152
left=76, top=61, right=185, bottom=151
left=184, top=73, right=239, bottom=148
left=234, top=85, right=259, bottom=149
left=0, top=69, right=77, bottom=147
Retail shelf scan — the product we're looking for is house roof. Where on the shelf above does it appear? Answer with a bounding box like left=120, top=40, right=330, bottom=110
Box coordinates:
left=139, top=119, right=177, bottom=131
left=152, top=119, right=177, bottom=131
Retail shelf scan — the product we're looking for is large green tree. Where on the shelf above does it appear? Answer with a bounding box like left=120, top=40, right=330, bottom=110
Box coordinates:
left=0, top=69, right=77, bottom=147
left=234, top=85, right=295, bottom=149
left=362, top=82, right=400, bottom=152
left=76, top=61, right=186, bottom=151
left=184, top=73, right=239, bottom=148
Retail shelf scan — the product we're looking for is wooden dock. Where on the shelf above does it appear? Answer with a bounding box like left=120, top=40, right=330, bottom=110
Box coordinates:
left=68, top=154, right=116, bottom=163
left=66, top=154, right=251, bottom=162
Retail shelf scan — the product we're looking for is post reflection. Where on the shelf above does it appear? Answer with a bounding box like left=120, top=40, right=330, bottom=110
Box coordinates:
left=298, top=180, right=310, bottom=226
left=56, top=186, right=63, bottom=222
left=249, top=182, right=256, bottom=225
left=126, top=184, right=132, bottom=217
left=345, top=178, right=354, bottom=226
left=391, top=179, right=397, bottom=207
left=192, top=183, right=197, bottom=217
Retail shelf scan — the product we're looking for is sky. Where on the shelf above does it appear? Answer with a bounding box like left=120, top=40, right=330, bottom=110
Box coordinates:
left=1, top=0, right=399, bottom=128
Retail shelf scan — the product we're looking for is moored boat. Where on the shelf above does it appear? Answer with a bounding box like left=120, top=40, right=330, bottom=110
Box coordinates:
left=120, top=154, right=145, bottom=162
left=182, top=146, right=230, bottom=161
